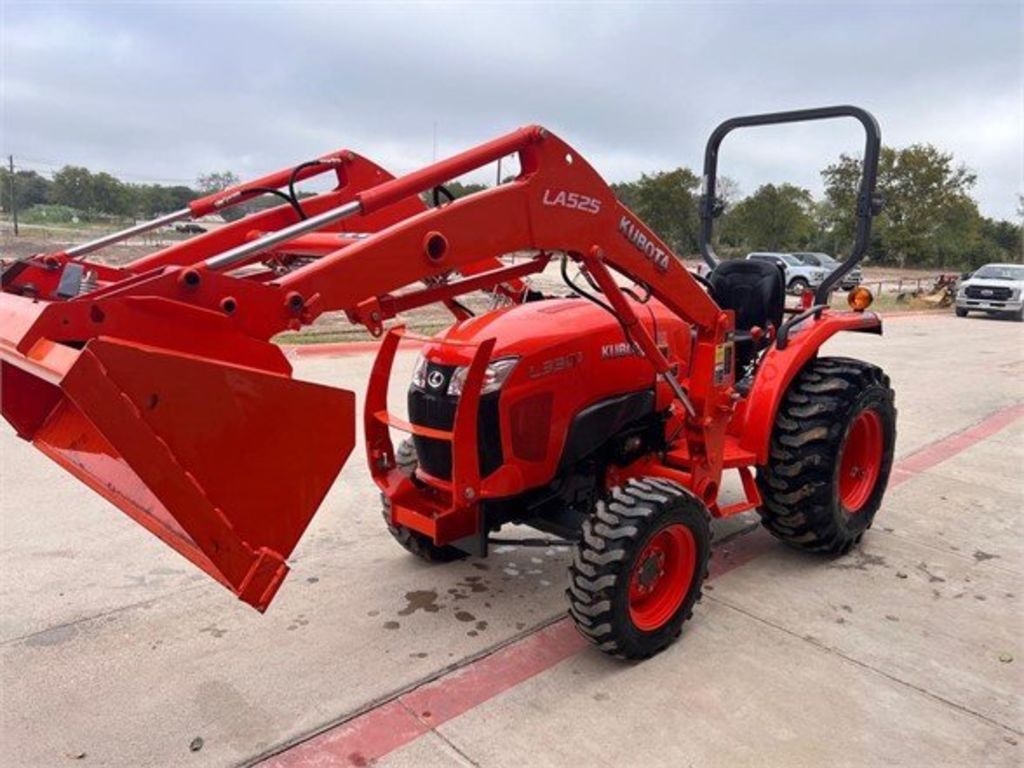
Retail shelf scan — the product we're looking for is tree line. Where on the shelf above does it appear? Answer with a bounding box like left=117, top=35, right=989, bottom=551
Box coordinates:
left=3, top=143, right=1020, bottom=269
left=0, top=167, right=257, bottom=223
left=608, top=145, right=1020, bottom=269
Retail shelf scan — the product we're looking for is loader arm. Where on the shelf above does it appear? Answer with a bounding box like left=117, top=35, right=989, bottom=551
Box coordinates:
left=1, top=126, right=734, bottom=610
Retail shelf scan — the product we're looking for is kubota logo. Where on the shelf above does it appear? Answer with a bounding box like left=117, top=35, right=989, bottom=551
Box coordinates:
left=427, top=370, right=445, bottom=390
left=619, top=215, right=670, bottom=272
left=542, top=189, right=602, bottom=214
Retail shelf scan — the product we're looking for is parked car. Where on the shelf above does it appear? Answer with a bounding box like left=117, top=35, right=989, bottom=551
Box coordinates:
left=792, top=251, right=862, bottom=290
left=745, top=252, right=827, bottom=295
left=175, top=223, right=207, bottom=235
left=955, top=263, right=1024, bottom=321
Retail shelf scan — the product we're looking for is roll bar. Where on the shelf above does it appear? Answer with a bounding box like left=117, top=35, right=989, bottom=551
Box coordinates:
left=698, top=105, right=883, bottom=304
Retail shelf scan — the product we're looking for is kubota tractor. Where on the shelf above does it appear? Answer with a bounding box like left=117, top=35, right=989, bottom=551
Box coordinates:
left=0, top=106, right=895, bottom=658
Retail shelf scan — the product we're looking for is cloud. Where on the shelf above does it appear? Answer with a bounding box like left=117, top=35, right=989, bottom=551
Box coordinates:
left=2, top=1, right=1020, bottom=218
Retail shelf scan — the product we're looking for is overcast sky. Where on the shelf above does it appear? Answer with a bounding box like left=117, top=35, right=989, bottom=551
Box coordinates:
left=2, top=1, right=1020, bottom=219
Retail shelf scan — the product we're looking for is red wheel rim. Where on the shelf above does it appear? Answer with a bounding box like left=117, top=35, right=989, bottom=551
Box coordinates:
left=838, top=409, right=884, bottom=513
left=628, top=524, right=696, bottom=631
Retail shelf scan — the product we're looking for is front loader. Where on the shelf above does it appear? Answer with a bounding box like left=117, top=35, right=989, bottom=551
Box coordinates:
left=1, top=106, right=895, bottom=658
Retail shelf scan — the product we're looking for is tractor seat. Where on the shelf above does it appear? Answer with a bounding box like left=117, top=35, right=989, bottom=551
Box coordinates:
left=708, top=260, right=786, bottom=375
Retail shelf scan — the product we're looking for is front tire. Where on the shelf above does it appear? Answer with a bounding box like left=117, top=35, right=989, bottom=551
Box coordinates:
left=955, top=307, right=968, bottom=318
left=757, top=357, right=896, bottom=554
left=788, top=277, right=810, bottom=296
left=381, top=439, right=467, bottom=563
left=567, top=478, right=711, bottom=659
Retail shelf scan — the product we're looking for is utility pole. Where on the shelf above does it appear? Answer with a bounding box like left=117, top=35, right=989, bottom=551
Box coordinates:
left=7, top=155, right=18, bottom=236
left=496, top=156, right=502, bottom=186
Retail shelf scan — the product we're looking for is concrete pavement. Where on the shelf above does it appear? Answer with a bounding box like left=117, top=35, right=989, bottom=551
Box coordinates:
left=1, top=314, right=1021, bottom=767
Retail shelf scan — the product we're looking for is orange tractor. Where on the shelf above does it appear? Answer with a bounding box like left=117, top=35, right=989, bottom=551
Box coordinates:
left=0, top=106, right=895, bottom=658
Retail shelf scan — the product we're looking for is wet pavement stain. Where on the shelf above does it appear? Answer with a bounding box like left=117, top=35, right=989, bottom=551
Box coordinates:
left=973, top=550, right=1000, bottom=563
left=830, top=552, right=888, bottom=571
left=409, top=652, right=429, bottom=659
left=459, top=576, right=488, bottom=594
left=455, top=611, right=476, bottom=623
left=398, top=590, right=442, bottom=616
left=475, top=621, right=488, bottom=631
left=916, top=562, right=946, bottom=583
left=25, top=624, right=78, bottom=647
left=383, top=621, right=400, bottom=630
left=471, top=562, right=490, bottom=571
left=199, top=625, right=227, bottom=639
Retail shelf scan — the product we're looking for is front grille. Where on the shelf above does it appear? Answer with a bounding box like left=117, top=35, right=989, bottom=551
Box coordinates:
left=407, top=362, right=502, bottom=481
left=965, top=285, right=1012, bottom=301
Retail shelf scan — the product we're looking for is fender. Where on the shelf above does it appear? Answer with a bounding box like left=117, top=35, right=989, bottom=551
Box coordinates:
left=739, top=310, right=882, bottom=464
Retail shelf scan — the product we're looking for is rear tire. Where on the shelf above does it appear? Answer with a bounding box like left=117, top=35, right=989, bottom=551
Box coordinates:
left=756, top=357, right=896, bottom=554
left=381, top=439, right=467, bottom=563
left=567, top=478, right=711, bottom=659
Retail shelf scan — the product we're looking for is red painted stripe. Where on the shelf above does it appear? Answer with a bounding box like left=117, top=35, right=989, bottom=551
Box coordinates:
left=262, top=700, right=427, bottom=768
left=402, top=619, right=589, bottom=728
left=264, top=400, right=1023, bottom=768
left=889, top=402, right=1024, bottom=487
left=262, top=525, right=777, bottom=768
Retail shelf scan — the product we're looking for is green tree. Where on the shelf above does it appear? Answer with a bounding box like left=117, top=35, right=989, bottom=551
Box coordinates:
left=197, top=171, right=242, bottom=219
left=196, top=171, right=240, bottom=195
left=821, top=144, right=979, bottom=267
left=442, top=181, right=487, bottom=199
left=0, top=169, right=51, bottom=212
left=619, top=168, right=701, bottom=255
left=91, top=172, right=129, bottom=217
left=129, top=183, right=197, bottom=218
left=50, top=166, right=131, bottom=218
left=50, top=166, right=97, bottom=212
left=720, top=183, right=816, bottom=251
left=611, top=180, right=640, bottom=210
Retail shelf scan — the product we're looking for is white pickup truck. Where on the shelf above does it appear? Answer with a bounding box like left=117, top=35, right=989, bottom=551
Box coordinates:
left=746, top=252, right=827, bottom=295
left=956, top=263, right=1024, bottom=321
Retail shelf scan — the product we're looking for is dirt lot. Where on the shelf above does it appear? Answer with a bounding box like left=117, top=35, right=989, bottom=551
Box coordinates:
left=1, top=313, right=1021, bottom=767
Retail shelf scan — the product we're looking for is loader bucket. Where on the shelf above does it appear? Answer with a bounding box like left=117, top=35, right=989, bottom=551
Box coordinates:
left=1, top=333, right=356, bottom=611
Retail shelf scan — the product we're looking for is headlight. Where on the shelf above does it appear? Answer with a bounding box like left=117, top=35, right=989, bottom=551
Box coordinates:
left=411, top=354, right=428, bottom=389
left=448, top=357, right=518, bottom=397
